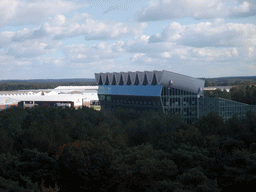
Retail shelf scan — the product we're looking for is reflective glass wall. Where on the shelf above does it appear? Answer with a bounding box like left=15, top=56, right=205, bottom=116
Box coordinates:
left=98, top=84, right=162, bottom=112
left=199, top=97, right=256, bottom=120
left=98, top=84, right=200, bottom=124
left=160, top=86, right=199, bottom=124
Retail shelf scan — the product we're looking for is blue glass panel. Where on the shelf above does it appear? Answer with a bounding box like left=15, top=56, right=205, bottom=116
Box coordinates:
left=98, top=84, right=162, bottom=96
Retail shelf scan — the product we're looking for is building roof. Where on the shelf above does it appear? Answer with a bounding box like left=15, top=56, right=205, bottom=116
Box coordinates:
left=95, top=70, right=205, bottom=94
left=54, top=86, right=98, bottom=90
left=203, top=86, right=232, bottom=91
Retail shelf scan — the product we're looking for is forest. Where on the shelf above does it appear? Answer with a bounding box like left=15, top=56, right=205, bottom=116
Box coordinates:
left=1, top=105, right=256, bottom=191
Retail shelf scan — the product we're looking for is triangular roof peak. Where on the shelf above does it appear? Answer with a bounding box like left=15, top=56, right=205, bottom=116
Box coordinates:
left=94, top=70, right=205, bottom=93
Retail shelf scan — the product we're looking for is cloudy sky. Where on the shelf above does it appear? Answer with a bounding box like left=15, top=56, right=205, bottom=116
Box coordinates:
left=0, top=0, right=256, bottom=80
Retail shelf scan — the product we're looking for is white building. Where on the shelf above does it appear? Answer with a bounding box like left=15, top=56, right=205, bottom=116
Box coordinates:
left=0, top=86, right=99, bottom=109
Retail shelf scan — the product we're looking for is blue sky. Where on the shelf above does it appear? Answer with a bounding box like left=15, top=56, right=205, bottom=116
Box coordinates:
left=0, top=0, right=256, bottom=80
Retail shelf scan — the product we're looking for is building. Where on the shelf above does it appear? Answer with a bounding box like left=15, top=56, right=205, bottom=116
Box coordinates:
left=95, top=70, right=256, bottom=124
left=0, top=97, right=18, bottom=110
left=199, top=97, right=256, bottom=120
left=95, top=70, right=205, bottom=124
left=0, top=86, right=99, bottom=109
left=203, top=86, right=232, bottom=92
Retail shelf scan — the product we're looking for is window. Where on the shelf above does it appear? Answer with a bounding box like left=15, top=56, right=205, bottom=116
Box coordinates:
left=106, top=96, right=111, bottom=102
left=174, top=89, right=177, bottom=95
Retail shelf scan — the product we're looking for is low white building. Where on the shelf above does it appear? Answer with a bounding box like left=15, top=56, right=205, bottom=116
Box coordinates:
left=0, top=86, right=99, bottom=109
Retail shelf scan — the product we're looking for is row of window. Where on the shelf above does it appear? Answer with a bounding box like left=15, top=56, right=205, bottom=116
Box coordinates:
left=99, top=95, right=199, bottom=107
left=161, top=87, right=197, bottom=96
left=109, top=99, right=161, bottom=106
left=162, top=97, right=197, bottom=106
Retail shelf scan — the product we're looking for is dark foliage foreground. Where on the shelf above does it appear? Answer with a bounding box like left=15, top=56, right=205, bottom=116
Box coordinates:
left=1, top=106, right=256, bottom=191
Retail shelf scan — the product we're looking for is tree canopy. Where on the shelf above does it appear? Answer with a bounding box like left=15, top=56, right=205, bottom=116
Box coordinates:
left=1, top=106, right=256, bottom=191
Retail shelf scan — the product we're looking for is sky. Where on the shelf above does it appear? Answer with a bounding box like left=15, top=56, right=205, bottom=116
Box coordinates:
left=0, top=0, right=256, bottom=80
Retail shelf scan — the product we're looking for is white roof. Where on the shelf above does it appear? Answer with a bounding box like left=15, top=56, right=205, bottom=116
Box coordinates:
left=5, top=93, right=98, bottom=104
left=0, top=86, right=99, bottom=105
left=54, top=86, right=98, bottom=90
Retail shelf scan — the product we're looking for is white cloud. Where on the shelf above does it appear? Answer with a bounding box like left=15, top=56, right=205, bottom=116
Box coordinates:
left=2, top=14, right=147, bottom=43
left=63, top=41, right=125, bottom=64
left=149, top=21, right=256, bottom=47
left=0, top=0, right=85, bottom=26
left=0, top=51, right=32, bottom=66
left=124, top=32, right=250, bottom=67
left=49, top=14, right=148, bottom=40
left=0, top=31, right=15, bottom=48
left=7, top=39, right=62, bottom=58
left=124, top=35, right=175, bottom=53
left=136, top=0, right=256, bottom=21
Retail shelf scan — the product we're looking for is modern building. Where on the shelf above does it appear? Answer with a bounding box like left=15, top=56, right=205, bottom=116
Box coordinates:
left=95, top=70, right=205, bottom=124
left=199, top=97, right=256, bottom=120
left=95, top=70, right=256, bottom=124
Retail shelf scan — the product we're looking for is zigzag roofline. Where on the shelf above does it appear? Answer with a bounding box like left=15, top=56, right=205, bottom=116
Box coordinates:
left=95, top=70, right=205, bottom=94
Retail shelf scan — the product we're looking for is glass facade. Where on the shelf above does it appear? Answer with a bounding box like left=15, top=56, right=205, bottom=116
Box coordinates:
left=98, top=84, right=162, bottom=113
left=199, top=97, right=256, bottom=120
left=98, top=84, right=199, bottom=124
left=160, top=86, right=199, bottom=124
left=95, top=70, right=256, bottom=124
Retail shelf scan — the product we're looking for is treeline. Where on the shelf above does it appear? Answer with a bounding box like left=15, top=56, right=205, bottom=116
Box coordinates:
left=1, top=106, right=256, bottom=191
left=205, top=81, right=256, bottom=105
left=0, top=79, right=96, bottom=91
left=203, top=76, right=256, bottom=87
left=2, top=76, right=256, bottom=91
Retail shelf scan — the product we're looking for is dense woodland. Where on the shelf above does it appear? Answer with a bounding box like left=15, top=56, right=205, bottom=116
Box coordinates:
left=1, top=106, right=256, bottom=191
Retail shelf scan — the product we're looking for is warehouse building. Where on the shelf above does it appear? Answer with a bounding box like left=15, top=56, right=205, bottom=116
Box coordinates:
left=0, top=86, right=99, bottom=109
left=95, top=70, right=256, bottom=124
left=0, top=97, right=18, bottom=110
